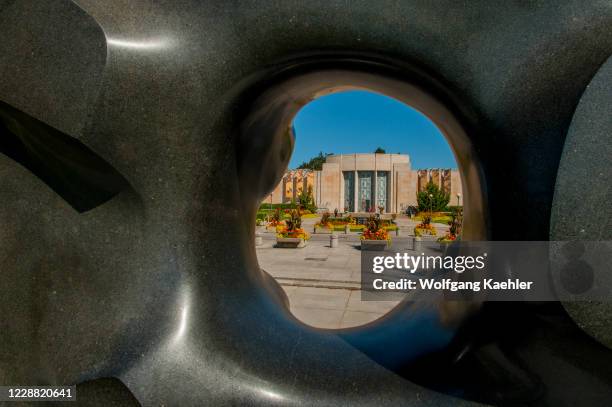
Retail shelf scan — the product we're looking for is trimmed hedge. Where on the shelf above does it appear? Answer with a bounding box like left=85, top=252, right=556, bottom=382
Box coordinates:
left=259, top=203, right=298, bottom=210
left=257, top=210, right=316, bottom=221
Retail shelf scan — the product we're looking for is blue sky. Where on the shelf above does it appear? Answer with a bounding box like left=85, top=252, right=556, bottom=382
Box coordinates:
left=290, top=90, right=457, bottom=169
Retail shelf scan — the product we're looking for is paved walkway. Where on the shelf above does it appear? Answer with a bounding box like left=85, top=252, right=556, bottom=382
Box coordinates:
left=257, top=214, right=449, bottom=329
left=257, top=235, right=400, bottom=329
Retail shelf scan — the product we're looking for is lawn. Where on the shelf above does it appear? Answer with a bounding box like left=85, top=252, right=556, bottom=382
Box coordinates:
left=414, top=213, right=452, bottom=224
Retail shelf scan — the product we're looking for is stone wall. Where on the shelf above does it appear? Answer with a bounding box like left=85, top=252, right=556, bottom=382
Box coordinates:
left=315, top=163, right=341, bottom=211
left=394, top=164, right=414, bottom=212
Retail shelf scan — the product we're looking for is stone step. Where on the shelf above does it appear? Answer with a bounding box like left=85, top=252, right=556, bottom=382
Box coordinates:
left=275, top=276, right=361, bottom=290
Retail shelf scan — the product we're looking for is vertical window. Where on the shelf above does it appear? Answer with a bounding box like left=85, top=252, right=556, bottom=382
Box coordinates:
left=343, top=171, right=355, bottom=212
left=376, top=171, right=388, bottom=212
left=358, top=171, right=373, bottom=212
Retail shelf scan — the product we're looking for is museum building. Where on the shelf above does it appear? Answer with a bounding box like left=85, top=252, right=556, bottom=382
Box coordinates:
left=267, top=153, right=462, bottom=214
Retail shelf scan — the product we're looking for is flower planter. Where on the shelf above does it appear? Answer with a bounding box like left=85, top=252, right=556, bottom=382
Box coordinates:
left=414, top=227, right=436, bottom=236
left=414, top=235, right=438, bottom=251
left=361, top=239, right=388, bottom=251
left=275, top=237, right=307, bottom=248
left=421, top=235, right=438, bottom=241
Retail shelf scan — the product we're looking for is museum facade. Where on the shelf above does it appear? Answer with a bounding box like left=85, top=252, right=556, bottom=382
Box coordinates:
left=267, top=153, right=462, bottom=213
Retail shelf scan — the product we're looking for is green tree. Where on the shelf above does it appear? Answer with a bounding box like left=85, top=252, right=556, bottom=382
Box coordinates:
left=374, top=147, right=386, bottom=154
left=297, top=152, right=331, bottom=170
left=417, top=181, right=450, bottom=212
left=297, top=185, right=317, bottom=213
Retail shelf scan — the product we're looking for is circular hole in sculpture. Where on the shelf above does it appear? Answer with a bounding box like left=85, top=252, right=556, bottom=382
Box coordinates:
left=249, top=73, right=486, bottom=329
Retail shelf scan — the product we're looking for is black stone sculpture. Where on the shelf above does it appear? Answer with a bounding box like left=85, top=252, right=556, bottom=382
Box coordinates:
left=0, top=1, right=611, bottom=405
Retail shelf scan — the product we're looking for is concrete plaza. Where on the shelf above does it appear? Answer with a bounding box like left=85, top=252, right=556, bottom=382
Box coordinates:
left=256, top=215, right=449, bottom=329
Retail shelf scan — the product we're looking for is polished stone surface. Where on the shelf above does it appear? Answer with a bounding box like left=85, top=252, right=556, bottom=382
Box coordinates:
left=0, top=0, right=611, bottom=405
left=550, top=56, right=612, bottom=348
